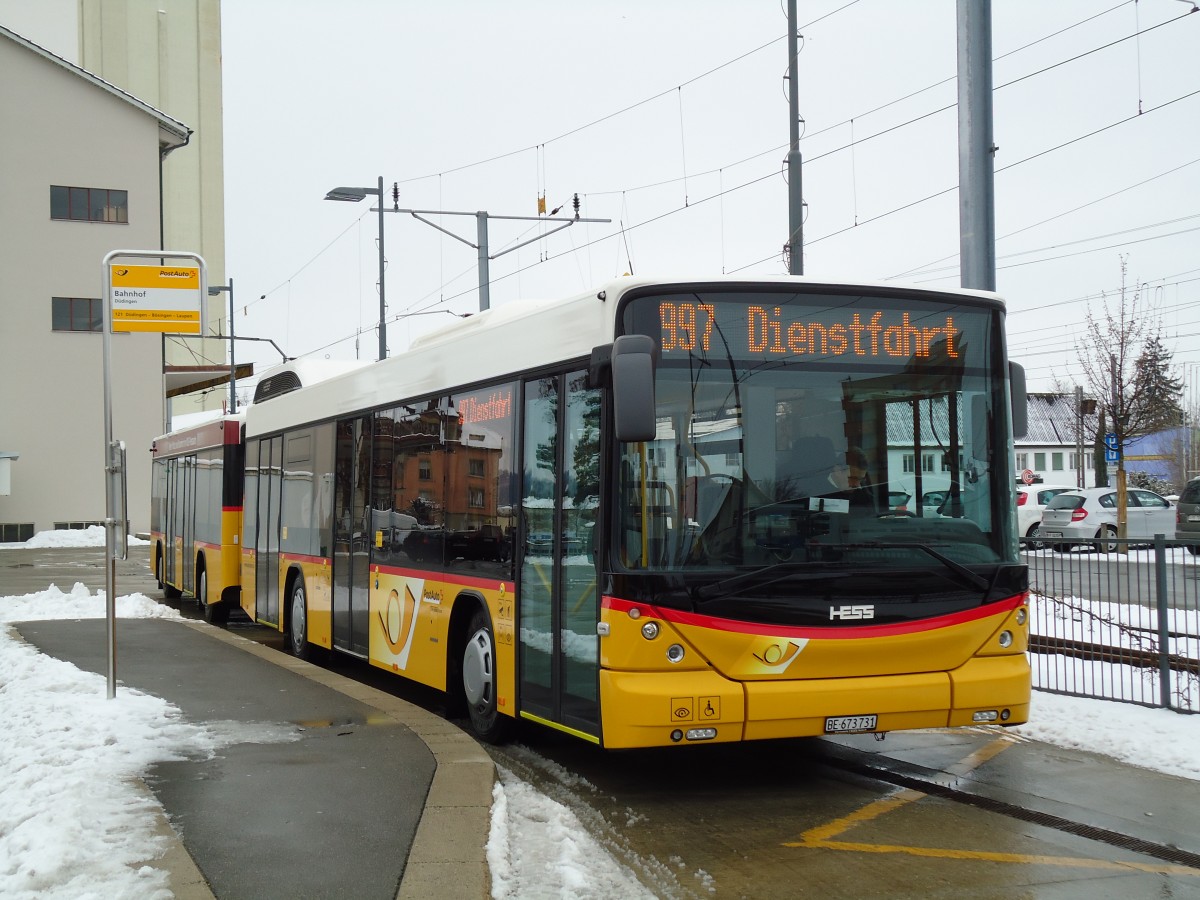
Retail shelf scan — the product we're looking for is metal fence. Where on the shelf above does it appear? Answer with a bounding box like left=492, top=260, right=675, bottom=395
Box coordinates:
left=1022, top=535, right=1200, bottom=713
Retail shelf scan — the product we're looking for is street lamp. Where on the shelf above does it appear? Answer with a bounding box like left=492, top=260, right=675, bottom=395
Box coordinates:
left=325, top=176, right=387, bottom=361
left=208, top=278, right=237, bottom=412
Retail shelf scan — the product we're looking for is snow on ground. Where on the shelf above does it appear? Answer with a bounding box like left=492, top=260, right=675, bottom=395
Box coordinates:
left=3, top=524, right=150, bottom=550
left=1, top=532, right=1199, bottom=898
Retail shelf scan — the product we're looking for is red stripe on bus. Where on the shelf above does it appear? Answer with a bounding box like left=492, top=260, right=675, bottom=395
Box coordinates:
left=601, top=593, right=1027, bottom=640
left=371, top=563, right=505, bottom=592
left=279, top=552, right=331, bottom=566
left=221, top=506, right=243, bottom=513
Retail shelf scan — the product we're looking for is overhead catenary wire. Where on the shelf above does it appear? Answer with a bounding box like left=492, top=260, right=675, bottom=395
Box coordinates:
left=277, top=4, right=1197, bottom=362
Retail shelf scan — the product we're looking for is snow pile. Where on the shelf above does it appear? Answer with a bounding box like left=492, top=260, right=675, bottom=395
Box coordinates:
left=19, top=525, right=149, bottom=549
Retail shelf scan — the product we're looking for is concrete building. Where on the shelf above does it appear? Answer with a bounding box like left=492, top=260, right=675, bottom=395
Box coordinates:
left=0, top=24, right=190, bottom=538
left=77, top=0, right=235, bottom=423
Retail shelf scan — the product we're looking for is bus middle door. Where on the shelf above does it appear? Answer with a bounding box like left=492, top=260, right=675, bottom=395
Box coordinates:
left=332, top=416, right=371, bottom=657
left=519, top=371, right=601, bottom=740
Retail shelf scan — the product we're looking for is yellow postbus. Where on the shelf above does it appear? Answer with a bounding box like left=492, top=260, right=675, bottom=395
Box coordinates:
left=150, top=416, right=244, bottom=624
left=234, top=275, right=1031, bottom=748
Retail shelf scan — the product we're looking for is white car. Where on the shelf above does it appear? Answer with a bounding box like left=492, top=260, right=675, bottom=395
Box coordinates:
left=1039, top=486, right=1176, bottom=551
left=1015, top=483, right=1075, bottom=542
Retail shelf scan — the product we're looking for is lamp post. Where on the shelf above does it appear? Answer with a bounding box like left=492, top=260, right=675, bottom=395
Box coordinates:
left=208, top=278, right=236, bottom=412
left=325, top=176, right=387, bottom=360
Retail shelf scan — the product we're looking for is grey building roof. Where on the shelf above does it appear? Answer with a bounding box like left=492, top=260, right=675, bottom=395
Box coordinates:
left=0, top=23, right=191, bottom=150
left=882, top=393, right=1098, bottom=447
left=1019, top=393, right=1097, bottom=446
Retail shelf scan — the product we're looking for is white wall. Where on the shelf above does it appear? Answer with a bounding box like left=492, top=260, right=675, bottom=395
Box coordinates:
left=0, top=35, right=168, bottom=533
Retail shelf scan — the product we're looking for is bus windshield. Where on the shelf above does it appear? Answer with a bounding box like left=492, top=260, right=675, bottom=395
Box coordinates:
left=617, top=287, right=1018, bottom=577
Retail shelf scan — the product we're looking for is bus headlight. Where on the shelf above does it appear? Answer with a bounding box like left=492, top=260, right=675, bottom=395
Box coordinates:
left=998, top=630, right=1013, bottom=648
left=666, top=644, right=685, bottom=663
left=641, top=621, right=660, bottom=640
left=1015, top=607, right=1028, bottom=626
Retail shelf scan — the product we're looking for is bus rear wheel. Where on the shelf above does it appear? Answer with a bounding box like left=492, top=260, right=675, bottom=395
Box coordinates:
left=286, top=579, right=312, bottom=660
left=157, top=551, right=181, bottom=599
left=462, top=606, right=512, bottom=744
left=197, top=567, right=228, bottom=625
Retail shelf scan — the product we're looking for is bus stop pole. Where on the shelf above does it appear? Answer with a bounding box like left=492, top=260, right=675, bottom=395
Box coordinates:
left=100, top=250, right=208, bottom=698
left=101, top=250, right=119, bottom=699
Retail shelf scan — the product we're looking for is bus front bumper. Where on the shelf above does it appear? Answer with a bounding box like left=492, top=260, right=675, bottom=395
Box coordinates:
left=598, top=654, right=1030, bottom=749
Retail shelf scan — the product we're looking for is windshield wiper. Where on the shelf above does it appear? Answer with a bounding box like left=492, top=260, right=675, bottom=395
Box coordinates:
left=857, top=541, right=992, bottom=592
left=695, top=562, right=849, bottom=602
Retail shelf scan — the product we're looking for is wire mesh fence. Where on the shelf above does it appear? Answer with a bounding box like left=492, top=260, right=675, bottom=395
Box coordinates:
left=1023, top=535, right=1200, bottom=713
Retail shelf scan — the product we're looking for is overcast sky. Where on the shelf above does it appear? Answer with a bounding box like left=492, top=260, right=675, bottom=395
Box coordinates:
left=5, top=1, right=1199, bottom=403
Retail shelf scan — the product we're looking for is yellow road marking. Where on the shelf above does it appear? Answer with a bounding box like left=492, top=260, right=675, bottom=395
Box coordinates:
left=944, top=733, right=1018, bottom=777
left=800, top=789, right=924, bottom=843
left=788, top=737, right=1200, bottom=877
left=784, top=838, right=1200, bottom=877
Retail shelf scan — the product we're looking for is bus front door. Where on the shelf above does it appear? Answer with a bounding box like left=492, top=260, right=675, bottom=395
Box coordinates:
left=520, top=371, right=601, bottom=739
left=333, top=416, right=371, bottom=657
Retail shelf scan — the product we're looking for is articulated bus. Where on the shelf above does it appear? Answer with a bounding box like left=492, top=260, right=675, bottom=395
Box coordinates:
left=182, top=275, right=1032, bottom=749
left=150, top=415, right=244, bottom=624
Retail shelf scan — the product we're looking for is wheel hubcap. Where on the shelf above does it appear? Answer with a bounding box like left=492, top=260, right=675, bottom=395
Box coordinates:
left=291, top=589, right=305, bottom=647
left=463, top=629, right=493, bottom=708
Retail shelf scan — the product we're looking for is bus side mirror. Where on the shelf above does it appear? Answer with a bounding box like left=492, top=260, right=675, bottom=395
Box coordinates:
left=605, top=335, right=657, bottom=443
left=1009, top=362, right=1027, bottom=438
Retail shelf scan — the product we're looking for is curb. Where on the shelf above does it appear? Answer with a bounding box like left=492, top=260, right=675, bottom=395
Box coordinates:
left=160, top=620, right=496, bottom=900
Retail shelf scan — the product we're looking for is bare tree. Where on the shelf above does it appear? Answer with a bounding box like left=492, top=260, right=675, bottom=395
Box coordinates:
left=1075, top=258, right=1181, bottom=539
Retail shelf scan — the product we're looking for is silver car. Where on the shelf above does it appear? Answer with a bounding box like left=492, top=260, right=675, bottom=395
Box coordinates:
left=1015, top=483, right=1074, bottom=542
left=1040, top=486, right=1176, bottom=552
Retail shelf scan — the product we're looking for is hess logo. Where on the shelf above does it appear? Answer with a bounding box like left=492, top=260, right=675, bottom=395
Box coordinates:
left=830, top=604, right=875, bottom=621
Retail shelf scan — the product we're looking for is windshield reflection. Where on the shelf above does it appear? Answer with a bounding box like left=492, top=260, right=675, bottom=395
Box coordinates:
left=617, top=290, right=1016, bottom=575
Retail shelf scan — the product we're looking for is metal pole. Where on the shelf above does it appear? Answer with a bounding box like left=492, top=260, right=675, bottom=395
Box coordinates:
left=476, top=211, right=490, bottom=311
left=786, top=0, right=803, bottom=275
left=957, top=0, right=996, bottom=291
left=377, top=176, right=387, bottom=360
left=1076, top=385, right=1084, bottom=488
left=100, top=254, right=118, bottom=700
left=227, top=278, right=237, bottom=413
left=1154, top=533, right=1172, bottom=709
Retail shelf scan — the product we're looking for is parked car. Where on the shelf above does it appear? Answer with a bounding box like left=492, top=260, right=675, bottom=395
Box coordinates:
left=1040, top=486, right=1176, bottom=551
left=1015, top=483, right=1075, bottom=542
left=887, top=490, right=911, bottom=512
left=1176, top=476, right=1200, bottom=555
left=920, top=489, right=949, bottom=515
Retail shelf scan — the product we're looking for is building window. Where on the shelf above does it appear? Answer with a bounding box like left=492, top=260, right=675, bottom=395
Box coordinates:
left=902, top=453, right=936, bottom=473
left=52, top=297, right=103, bottom=332
left=468, top=458, right=485, bottom=478
left=468, top=488, right=485, bottom=508
left=1034, top=452, right=1046, bottom=471
left=941, top=452, right=964, bottom=472
left=1015, top=453, right=1028, bottom=470
left=1052, top=452, right=1064, bottom=471
left=418, top=458, right=431, bottom=481
left=1, top=523, right=35, bottom=543
left=50, top=185, right=128, bottom=223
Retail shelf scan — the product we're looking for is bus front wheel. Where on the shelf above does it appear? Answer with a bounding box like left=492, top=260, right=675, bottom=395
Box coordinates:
left=286, top=579, right=312, bottom=660
left=462, top=606, right=512, bottom=744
